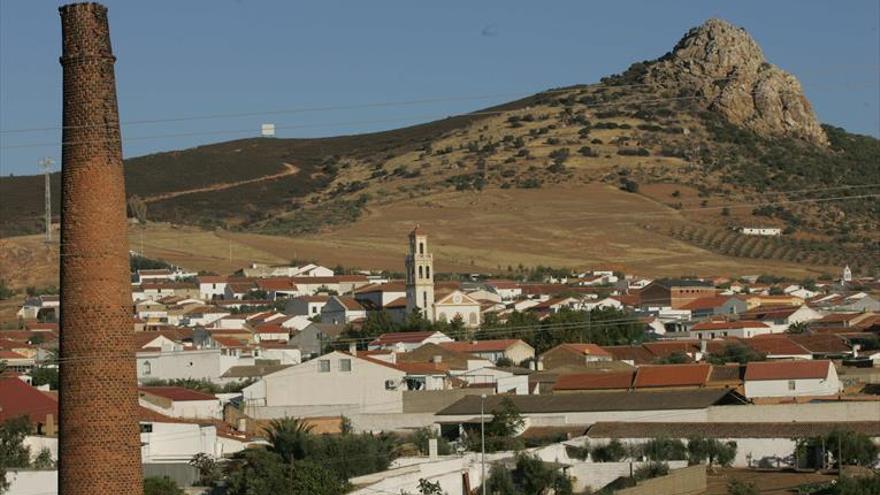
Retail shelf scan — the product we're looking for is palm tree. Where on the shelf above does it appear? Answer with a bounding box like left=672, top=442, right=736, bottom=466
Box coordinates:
left=266, top=417, right=314, bottom=463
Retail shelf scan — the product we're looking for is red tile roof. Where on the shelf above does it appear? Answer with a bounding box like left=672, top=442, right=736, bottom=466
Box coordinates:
left=198, top=275, right=227, bottom=283
left=371, top=331, right=439, bottom=345
left=393, top=362, right=449, bottom=374
left=680, top=296, right=737, bottom=311
left=439, top=339, right=526, bottom=353
left=787, top=334, right=851, bottom=354
left=745, top=335, right=809, bottom=355
left=0, top=350, right=28, bottom=359
left=740, top=306, right=801, bottom=320
left=335, top=296, right=365, bottom=311
left=256, top=278, right=298, bottom=291
left=744, top=360, right=831, bottom=381
left=633, top=364, right=711, bottom=388
left=0, top=377, right=58, bottom=424
left=642, top=341, right=700, bottom=357
left=691, top=321, right=768, bottom=331
left=384, top=297, right=408, bottom=309
left=253, top=324, right=288, bottom=334
left=139, top=386, right=217, bottom=402
left=553, top=371, right=635, bottom=391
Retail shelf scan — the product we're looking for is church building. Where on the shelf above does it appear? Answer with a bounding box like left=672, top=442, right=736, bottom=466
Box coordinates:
left=404, top=226, right=481, bottom=328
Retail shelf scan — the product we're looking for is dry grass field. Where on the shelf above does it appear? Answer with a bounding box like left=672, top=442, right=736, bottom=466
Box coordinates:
left=0, top=183, right=834, bottom=302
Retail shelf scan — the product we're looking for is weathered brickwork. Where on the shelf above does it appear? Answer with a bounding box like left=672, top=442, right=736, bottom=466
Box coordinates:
left=58, top=3, right=142, bottom=494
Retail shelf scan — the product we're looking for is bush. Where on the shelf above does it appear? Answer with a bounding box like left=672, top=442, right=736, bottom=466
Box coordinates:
left=565, top=440, right=591, bottom=461
left=634, top=461, right=669, bottom=481
left=620, top=178, right=639, bottom=193
left=727, top=479, right=759, bottom=495
left=687, top=437, right=737, bottom=467
left=143, top=476, right=185, bottom=495
left=591, top=440, right=627, bottom=462
left=642, top=437, right=688, bottom=461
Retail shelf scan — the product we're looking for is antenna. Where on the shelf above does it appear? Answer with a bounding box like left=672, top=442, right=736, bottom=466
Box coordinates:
left=38, top=157, right=55, bottom=243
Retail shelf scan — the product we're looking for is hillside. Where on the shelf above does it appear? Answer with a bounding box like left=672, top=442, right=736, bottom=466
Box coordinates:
left=1, top=18, right=878, bottom=278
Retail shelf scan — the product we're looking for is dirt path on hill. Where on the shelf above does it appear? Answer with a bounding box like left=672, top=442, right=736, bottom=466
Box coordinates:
left=143, top=162, right=299, bottom=203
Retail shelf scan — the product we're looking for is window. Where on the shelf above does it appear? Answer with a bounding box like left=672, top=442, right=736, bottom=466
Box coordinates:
left=419, top=266, right=424, bottom=279
left=788, top=380, right=796, bottom=391
left=469, top=313, right=478, bottom=325
left=318, top=359, right=330, bottom=373
left=426, top=267, right=430, bottom=279
left=140, top=423, right=153, bottom=434
left=142, top=361, right=151, bottom=376
left=340, top=359, right=352, bottom=372
left=419, top=243, right=425, bottom=255
left=312, top=306, right=318, bottom=314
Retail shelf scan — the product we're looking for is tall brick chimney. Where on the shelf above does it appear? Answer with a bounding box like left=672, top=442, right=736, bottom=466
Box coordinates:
left=58, top=3, right=142, bottom=494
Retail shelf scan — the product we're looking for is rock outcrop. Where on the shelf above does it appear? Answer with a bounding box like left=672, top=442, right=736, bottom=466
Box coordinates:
left=645, top=18, right=828, bottom=145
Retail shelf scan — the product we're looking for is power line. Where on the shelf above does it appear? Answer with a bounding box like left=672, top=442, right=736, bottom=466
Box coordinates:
left=4, top=66, right=878, bottom=135
left=2, top=82, right=875, bottom=150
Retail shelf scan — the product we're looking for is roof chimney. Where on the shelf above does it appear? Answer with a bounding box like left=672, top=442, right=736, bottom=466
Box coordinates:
left=537, top=357, right=545, bottom=371
left=349, top=342, right=357, bottom=355
left=700, top=339, right=708, bottom=355
left=432, top=355, right=443, bottom=364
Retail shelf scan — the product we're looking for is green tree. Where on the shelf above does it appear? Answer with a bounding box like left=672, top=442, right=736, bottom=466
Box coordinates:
left=289, top=459, right=346, bottom=495
left=32, top=448, right=54, bottom=470
left=0, top=417, right=31, bottom=469
left=786, top=321, right=808, bottom=334
left=225, top=449, right=295, bottom=495
left=706, top=343, right=765, bottom=365
left=188, top=453, right=221, bottom=486
left=642, top=437, right=688, bottom=461
left=29, top=366, right=58, bottom=390
left=143, top=476, right=185, bottom=495
left=825, top=429, right=880, bottom=467
left=482, top=454, right=573, bottom=495
left=591, top=439, right=628, bottom=462
left=687, top=437, right=737, bottom=467
left=266, top=417, right=315, bottom=463
left=486, top=398, right=525, bottom=438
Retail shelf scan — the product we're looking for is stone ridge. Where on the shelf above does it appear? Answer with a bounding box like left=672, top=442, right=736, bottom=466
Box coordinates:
left=646, top=18, right=828, bottom=145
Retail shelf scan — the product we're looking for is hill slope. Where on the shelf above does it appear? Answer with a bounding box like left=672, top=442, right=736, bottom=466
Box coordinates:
left=1, top=18, right=877, bottom=276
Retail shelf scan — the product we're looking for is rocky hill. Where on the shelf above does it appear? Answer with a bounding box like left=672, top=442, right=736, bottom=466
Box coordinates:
left=1, top=18, right=877, bottom=274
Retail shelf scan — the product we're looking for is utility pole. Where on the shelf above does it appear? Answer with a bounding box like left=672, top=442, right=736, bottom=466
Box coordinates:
left=38, top=157, right=55, bottom=243
left=480, top=393, right=487, bottom=495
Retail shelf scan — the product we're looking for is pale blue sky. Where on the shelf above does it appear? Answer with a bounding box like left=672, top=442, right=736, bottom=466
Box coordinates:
left=1, top=0, right=878, bottom=176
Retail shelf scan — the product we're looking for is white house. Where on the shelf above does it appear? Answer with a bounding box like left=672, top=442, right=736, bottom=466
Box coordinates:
left=139, top=386, right=223, bottom=420
left=740, top=227, right=782, bottom=236
left=743, top=360, right=840, bottom=399
left=320, top=296, right=367, bottom=325
left=198, top=276, right=228, bottom=300
left=689, top=321, right=774, bottom=340
left=137, top=348, right=242, bottom=382
left=242, top=351, right=407, bottom=418
left=486, top=281, right=522, bottom=301
left=285, top=295, right=330, bottom=318
left=369, top=331, right=453, bottom=352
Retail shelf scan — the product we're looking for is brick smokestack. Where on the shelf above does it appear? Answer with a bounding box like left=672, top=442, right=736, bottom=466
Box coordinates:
left=58, top=3, right=142, bottom=494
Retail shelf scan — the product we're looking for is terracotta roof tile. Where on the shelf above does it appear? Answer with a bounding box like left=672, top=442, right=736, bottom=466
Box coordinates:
left=744, top=360, right=831, bottom=381
left=0, top=377, right=58, bottom=424
left=553, top=371, right=635, bottom=391
left=633, top=364, right=711, bottom=388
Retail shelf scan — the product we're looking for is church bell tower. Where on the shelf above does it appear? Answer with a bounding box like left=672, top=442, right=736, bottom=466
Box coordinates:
left=405, top=226, right=435, bottom=319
